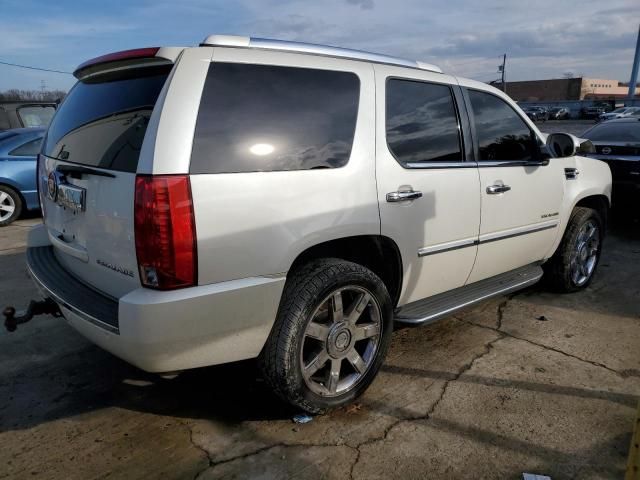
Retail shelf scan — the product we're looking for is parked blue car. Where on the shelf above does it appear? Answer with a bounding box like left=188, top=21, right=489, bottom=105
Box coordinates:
left=0, top=127, right=44, bottom=226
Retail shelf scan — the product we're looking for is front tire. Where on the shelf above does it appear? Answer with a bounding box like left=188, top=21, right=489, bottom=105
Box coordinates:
left=259, top=258, right=393, bottom=414
left=544, top=207, right=603, bottom=292
left=0, top=185, right=22, bottom=227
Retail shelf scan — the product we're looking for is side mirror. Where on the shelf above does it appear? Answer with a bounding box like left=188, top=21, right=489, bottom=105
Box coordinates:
left=546, top=133, right=577, bottom=158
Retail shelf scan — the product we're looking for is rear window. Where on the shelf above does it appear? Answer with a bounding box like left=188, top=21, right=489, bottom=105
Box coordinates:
left=43, top=66, right=170, bottom=173
left=190, top=63, right=360, bottom=174
left=584, top=122, right=640, bottom=142
left=17, top=105, right=55, bottom=127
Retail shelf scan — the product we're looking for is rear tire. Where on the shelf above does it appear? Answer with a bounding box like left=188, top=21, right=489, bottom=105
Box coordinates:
left=544, top=207, right=603, bottom=293
left=0, top=185, right=22, bottom=227
left=259, top=258, right=393, bottom=414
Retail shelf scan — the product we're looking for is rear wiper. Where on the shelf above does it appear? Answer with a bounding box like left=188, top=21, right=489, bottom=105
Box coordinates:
left=56, top=165, right=116, bottom=178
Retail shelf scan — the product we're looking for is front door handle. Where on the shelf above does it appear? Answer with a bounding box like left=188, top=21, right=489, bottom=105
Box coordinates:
left=386, top=190, right=423, bottom=203
left=486, top=184, right=511, bottom=194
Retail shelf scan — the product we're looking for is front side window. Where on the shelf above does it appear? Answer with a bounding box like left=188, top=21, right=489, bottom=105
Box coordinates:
left=386, top=79, right=462, bottom=166
left=468, top=90, right=537, bottom=162
left=190, top=63, right=360, bottom=174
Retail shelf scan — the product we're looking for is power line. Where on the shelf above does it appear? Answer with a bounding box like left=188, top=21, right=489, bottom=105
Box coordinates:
left=0, top=60, right=71, bottom=75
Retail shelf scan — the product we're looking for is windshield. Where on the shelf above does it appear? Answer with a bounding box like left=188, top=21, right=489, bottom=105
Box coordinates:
left=43, top=66, right=170, bottom=173
left=584, top=122, right=640, bottom=142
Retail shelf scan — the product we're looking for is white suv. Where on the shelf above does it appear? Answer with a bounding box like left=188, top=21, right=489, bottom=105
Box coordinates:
left=15, top=36, right=611, bottom=413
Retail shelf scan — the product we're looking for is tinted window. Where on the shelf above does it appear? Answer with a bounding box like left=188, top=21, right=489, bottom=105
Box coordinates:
left=17, top=106, right=55, bottom=127
left=9, top=137, right=43, bottom=156
left=386, top=79, right=462, bottom=165
left=469, top=90, right=537, bottom=162
left=43, top=66, right=170, bottom=173
left=190, top=63, right=360, bottom=174
left=583, top=122, right=640, bottom=142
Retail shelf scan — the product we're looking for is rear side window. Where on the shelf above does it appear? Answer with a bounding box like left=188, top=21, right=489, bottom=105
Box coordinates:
left=17, top=106, right=55, bottom=127
left=386, top=79, right=462, bottom=166
left=190, top=63, right=360, bottom=174
left=9, top=137, right=43, bottom=156
left=43, top=66, right=170, bottom=173
left=468, top=90, right=537, bottom=162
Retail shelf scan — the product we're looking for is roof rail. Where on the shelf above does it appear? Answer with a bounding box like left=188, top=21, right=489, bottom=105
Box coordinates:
left=200, top=35, right=442, bottom=74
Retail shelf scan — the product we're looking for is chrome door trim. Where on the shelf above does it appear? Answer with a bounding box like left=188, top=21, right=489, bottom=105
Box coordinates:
left=478, top=220, right=558, bottom=244
left=418, top=236, right=477, bottom=257
left=405, top=161, right=477, bottom=169
left=417, top=220, right=558, bottom=257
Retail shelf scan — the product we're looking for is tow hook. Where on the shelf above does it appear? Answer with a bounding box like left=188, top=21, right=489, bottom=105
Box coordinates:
left=3, top=298, right=62, bottom=332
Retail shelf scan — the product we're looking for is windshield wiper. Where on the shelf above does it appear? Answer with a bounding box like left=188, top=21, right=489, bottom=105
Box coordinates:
left=56, top=165, right=116, bottom=178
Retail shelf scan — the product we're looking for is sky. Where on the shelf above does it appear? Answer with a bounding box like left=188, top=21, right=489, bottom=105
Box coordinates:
left=0, top=0, right=638, bottom=92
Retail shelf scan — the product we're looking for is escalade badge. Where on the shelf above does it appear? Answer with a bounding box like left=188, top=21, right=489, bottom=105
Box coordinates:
left=47, top=171, right=58, bottom=201
left=601, top=147, right=611, bottom=154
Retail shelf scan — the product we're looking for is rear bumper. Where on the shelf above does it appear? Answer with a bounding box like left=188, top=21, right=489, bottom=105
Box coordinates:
left=27, top=229, right=286, bottom=372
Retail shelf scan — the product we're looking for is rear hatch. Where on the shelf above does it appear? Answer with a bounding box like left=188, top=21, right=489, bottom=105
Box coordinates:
left=39, top=54, right=174, bottom=298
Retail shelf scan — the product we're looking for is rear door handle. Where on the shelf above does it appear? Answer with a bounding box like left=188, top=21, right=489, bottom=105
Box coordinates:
left=486, top=184, right=511, bottom=194
left=386, top=190, right=423, bottom=202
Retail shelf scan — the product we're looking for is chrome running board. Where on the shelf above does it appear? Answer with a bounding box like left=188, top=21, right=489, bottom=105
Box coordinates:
left=395, top=264, right=543, bottom=325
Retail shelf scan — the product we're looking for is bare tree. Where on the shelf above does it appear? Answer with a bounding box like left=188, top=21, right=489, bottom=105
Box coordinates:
left=0, top=89, right=66, bottom=102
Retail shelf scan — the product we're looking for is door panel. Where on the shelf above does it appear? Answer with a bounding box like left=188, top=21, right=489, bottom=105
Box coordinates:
left=463, top=88, right=564, bottom=283
left=374, top=65, right=481, bottom=305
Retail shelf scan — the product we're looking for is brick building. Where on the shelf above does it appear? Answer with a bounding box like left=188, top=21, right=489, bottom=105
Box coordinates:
left=493, top=77, right=638, bottom=101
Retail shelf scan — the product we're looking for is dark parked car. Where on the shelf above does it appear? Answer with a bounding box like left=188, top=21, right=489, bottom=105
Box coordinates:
left=549, top=107, right=570, bottom=120
left=0, top=101, right=56, bottom=131
left=583, top=118, right=640, bottom=202
left=522, top=106, right=548, bottom=122
left=582, top=106, right=606, bottom=119
left=0, top=127, right=44, bottom=225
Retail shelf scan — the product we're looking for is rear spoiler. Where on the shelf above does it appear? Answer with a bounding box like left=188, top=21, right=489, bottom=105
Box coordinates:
left=73, top=47, right=184, bottom=80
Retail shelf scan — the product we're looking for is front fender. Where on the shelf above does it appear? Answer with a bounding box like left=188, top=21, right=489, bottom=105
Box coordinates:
left=545, top=156, right=611, bottom=258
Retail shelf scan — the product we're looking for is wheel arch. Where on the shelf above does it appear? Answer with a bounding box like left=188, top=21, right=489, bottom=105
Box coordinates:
left=0, top=181, right=25, bottom=207
left=288, top=235, right=403, bottom=308
left=574, top=194, right=609, bottom=230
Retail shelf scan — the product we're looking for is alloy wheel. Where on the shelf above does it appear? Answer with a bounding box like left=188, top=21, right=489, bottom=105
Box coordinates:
left=0, top=191, right=16, bottom=222
left=300, top=286, right=381, bottom=397
left=570, top=220, right=599, bottom=286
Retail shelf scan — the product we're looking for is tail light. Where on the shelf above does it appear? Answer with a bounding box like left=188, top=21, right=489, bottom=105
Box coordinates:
left=134, top=175, right=197, bottom=290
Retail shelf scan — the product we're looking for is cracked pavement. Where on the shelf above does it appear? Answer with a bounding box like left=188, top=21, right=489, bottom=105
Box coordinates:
left=1, top=211, right=639, bottom=480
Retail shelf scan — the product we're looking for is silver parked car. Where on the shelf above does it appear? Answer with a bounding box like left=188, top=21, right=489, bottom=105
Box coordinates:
left=6, top=36, right=611, bottom=413
left=598, top=106, right=640, bottom=122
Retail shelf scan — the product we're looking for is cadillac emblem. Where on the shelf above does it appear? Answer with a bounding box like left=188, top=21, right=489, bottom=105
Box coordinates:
left=47, top=171, right=58, bottom=201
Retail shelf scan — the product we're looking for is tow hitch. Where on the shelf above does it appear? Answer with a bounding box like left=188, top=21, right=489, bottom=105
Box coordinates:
left=3, top=298, right=62, bottom=332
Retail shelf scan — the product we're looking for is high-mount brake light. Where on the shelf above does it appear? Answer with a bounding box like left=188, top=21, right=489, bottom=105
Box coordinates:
left=134, top=175, right=197, bottom=290
left=73, top=47, right=161, bottom=77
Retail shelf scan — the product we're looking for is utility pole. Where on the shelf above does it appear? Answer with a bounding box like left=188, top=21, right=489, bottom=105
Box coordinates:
left=628, top=24, right=640, bottom=104
left=498, top=54, right=507, bottom=93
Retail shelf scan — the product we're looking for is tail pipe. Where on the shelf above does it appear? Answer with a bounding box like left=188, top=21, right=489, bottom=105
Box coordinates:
left=3, top=298, right=62, bottom=332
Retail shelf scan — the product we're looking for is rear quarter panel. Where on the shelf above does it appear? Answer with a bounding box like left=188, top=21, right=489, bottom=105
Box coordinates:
left=188, top=48, right=378, bottom=284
